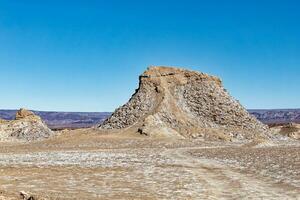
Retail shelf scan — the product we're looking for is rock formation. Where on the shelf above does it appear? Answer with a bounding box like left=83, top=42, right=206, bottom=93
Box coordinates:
left=0, top=119, right=7, bottom=124
left=15, top=108, right=38, bottom=120
left=0, top=108, right=53, bottom=141
left=99, top=66, right=271, bottom=141
left=279, top=123, right=300, bottom=140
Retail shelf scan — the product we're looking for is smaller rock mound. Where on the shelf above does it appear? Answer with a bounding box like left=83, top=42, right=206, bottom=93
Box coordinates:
left=0, top=108, right=53, bottom=141
left=0, top=119, right=7, bottom=124
left=279, top=123, right=300, bottom=140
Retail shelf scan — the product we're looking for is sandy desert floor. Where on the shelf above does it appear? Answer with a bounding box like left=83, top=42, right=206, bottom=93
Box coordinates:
left=0, top=129, right=299, bottom=200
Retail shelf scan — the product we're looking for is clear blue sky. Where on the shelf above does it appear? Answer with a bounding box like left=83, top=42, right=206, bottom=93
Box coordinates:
left=0, top=0, right=299, bottom=112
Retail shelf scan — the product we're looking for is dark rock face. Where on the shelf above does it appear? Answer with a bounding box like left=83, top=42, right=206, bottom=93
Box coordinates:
left=99, top=66, right=271, bottom=141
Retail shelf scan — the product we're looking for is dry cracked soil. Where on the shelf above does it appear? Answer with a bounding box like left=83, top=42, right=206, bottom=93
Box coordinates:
left=0, top=129, right=299, bottom=200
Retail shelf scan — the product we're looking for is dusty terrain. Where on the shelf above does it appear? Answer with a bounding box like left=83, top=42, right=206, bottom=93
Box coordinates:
left=0, top=129, right=299, bottom=200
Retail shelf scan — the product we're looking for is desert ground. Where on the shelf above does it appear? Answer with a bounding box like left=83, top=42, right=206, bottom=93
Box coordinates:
left=1, top=67, right=299, bottom=199
left=0, top=129, right=299, bottom=200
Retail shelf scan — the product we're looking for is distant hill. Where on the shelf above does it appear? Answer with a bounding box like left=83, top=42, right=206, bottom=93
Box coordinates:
left=0, top=108, right=299, bottom=130
left=248, top=109, right=300, bottom=125
left=0, top=110, right=111, bottom=130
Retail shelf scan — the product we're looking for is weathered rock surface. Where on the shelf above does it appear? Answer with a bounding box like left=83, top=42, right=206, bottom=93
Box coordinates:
left=271, top=123, right=300, bottom=140
left=15, top=108, right=39, bottom=120
left=0, top=108, right=53, bottom=141
left=99, top=66, right=271, bottom=141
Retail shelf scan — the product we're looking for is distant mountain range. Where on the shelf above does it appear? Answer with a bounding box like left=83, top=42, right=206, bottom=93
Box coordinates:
left=248, top=109, right=300, bottom=125
left=0, top=110, right=111, bottom=130
left=0, top=109, right=299, bottom=129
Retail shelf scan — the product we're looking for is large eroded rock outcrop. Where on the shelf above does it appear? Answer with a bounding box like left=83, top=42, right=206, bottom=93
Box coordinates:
left=99, top=66, right=271, bottom=141
left=0, top=108, right=53, bottom=141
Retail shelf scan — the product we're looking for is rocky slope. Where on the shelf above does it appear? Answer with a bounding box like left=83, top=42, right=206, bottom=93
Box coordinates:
left=0, top=108, right=53, bottom=141
left=99, top=66, right=271, bottom=141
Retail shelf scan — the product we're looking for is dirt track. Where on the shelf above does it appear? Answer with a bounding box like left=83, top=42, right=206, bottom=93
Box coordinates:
left=0, top=131, right=299, bottom=199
